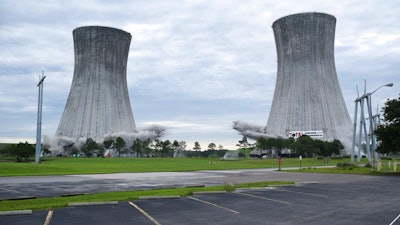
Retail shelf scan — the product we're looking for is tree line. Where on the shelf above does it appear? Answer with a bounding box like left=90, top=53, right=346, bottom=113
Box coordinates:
left=77, top=138, right=228, bottom=158
left=236, top=135, right=345, bottom=158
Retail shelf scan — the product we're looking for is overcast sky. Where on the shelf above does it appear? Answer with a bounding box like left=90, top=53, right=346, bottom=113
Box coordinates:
left=0, top=0, right=399, bottom=149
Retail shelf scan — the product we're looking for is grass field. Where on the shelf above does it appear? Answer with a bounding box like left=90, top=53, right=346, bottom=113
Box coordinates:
left=0, top=157, right=370, bottom=176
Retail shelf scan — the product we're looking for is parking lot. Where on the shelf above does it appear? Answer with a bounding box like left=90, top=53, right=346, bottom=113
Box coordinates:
left=3, top=180, right=400, bottom=225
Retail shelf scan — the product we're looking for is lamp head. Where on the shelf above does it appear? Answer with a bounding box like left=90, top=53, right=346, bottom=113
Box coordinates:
left=385, top=83, right=394, bottom=87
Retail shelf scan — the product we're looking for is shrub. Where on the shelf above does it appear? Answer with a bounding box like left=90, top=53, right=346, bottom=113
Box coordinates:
left=380, top=156, right=392, bottom=160
left=337, top=162, right=358, bottom=169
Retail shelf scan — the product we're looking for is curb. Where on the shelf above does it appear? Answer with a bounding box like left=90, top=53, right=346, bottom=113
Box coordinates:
left=61, top=193, right=87, bottom=197
left=184, top=185, right=205, bottom=188
left=0, top=210, right=32, bottom=216
left=295, top=181, right=319, bottom=185
left=139, top=195, right=181, bottom=200
left=193, top=191, right=227, bottom=194
left=2, top=196, right=37, bottom=201
left=68, top=201, right=118, bottom=207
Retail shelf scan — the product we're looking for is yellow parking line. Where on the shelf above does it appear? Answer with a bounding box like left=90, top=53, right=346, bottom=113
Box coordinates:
left=43, top=210, right=53, bottom=225
left=187, top=196, right=239, bottom=214
left=129, top=202, right=162, bottom=225
left=234, top=192, right=291, bottom=205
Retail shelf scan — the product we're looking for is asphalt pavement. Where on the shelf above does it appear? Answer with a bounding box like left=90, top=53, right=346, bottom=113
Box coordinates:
left=1, top=169, right=400, bottom=225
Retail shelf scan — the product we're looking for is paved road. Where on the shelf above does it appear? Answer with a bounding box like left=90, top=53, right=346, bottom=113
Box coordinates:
left=0, top=168, right=385, bottom=199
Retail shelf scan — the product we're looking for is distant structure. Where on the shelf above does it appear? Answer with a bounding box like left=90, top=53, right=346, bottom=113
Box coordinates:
left=265, top=13, right=352, bottom=146
left=55, top=26, right=136, bottom=145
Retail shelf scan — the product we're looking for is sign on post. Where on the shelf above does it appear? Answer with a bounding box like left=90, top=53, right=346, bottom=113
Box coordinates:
left=299, top=155, right=302, bottom=171
left=278, top=157, right=282, bottom=171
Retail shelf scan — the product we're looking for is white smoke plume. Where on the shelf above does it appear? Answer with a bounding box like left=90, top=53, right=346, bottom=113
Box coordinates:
left=232, top=121, right=285, bottom=140
left=43, top=124, right=166, bottom=155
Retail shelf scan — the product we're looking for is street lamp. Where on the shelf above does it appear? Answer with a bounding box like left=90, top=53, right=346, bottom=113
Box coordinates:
left=351, top=82, right=393, bottom=171
left=35, top=71, right=46, bottom=163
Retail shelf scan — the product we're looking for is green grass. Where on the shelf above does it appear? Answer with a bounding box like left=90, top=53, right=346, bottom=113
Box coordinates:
left=0, top=157, right=368, bottom=176
left=0, top=181, right=293, bottom=211
left=287, top=165, right=400, bottom=175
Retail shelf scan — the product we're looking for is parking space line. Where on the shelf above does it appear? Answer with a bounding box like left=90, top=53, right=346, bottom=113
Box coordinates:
left=129, top=201, right=162, bottom=225
left=234, top=192, right=291, bottom=205
left=43, top=210, right=53, bottom=225
left=275, top=188, right=329, bottom=198
left=389, top=213, right=400, bottom=225
left=187, top=196, right=239, bottom=214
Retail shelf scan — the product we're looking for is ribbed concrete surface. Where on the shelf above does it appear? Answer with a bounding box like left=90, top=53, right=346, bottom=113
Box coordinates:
left=265, top=13, right=352, bottom=144
left=56, top=26, right=136, bottom=143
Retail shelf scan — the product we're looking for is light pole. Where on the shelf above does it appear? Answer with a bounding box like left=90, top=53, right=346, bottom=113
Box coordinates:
left=35, top=71, right=46, bottom=163
left=351, top=82, right=393, bottom=171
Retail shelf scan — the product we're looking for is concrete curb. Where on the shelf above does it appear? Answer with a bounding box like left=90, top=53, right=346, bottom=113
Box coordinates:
left=68, top=201, right=118, bottom=207
left=139, top=195, right=181, bottom=200
left=2, top=196, right=37, bottom=201
left=295, top=181, right=319, bottom=185
left=184, top=185, right=205, bottom=188
left=61, top=193, right=87, bottom=197
left=234, top=187, right=272, bottom=191
left=0, top=210, right=32, bottom=216
left=193, top=191, right=227, bottom=194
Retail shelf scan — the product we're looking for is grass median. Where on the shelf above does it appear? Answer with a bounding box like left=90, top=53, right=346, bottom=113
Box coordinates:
left=0, top=181, right=293, bottom=211
left=0, top=157, right=369, bottom=176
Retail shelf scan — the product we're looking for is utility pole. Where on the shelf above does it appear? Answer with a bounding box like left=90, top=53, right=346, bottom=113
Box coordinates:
left=35, top=71, right=46, bottom=163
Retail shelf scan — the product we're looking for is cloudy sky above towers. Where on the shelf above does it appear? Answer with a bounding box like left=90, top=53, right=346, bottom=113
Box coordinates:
left=0, top=0, right=399, bottom=149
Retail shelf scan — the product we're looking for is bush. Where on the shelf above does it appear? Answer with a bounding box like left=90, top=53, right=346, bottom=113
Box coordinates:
left=380, top=156, right=392, bottom=160
left=337, top=162, right=358, bottom=169
left=331, top=155, right=344, bottom=159
left=364, top=162, right=372, bottom=168
left=7, top=142, right=35, bottom=162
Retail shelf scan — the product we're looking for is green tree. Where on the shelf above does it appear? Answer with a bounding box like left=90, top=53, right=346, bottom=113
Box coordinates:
left=8, top=142, right=35, bottom=162
left=172, top=140, right=180, bottom=151
left=208, top=143, right=216, bottom=151
left=161, top=140, right=172, bottom=157
left=42, top=146, right=51, bottom=157
left=313, top=139, right=328, bottom=157
left=193, top=141, right=201, bottom=151
left=103, top=140, right=114, bottom=149
left=326, top=139, right=344, bottom=156
left=81, top=138, right=98, bottom=157
left=152, top=139, right=163, bottom=157
left=142, top=139, right=152, bottom=156
left=114, top=137, right=126, bottom=158
left=291, top=135, right=318, bottom=157
left=130, top=138, right=143, bottom=158
left=375, top=95, right=400, bottom=154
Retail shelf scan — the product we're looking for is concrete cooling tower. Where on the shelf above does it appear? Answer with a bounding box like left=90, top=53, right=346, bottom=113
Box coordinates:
left=265, top=13, right=352, bottom=146
left=55, top=26, right=136, bottom=145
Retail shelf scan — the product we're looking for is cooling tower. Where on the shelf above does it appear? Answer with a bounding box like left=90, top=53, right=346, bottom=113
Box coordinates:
left=55, top=26, right=136, bottom=144
left=265, top=13, right=352, bottom=145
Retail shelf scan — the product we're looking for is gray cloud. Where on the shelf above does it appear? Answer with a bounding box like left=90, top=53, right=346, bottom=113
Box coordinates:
left=0, top=0, right=398, bottom=149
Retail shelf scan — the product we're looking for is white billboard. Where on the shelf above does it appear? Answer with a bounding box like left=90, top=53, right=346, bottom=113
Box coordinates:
left=288, top=130, right=324, bottom=139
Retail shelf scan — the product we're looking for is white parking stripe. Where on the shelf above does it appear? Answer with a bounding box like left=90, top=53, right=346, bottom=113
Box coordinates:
left=234, top=192, right=291, bottom=205
left=129, top=202, right=162, bottom=225
left=187, top=196, right=239, bottom=214
left=389, top=213, right=400, bottom=225
left=43, top=210, right=53, bottom=225
left=275, top=188, right=329, bottom=198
